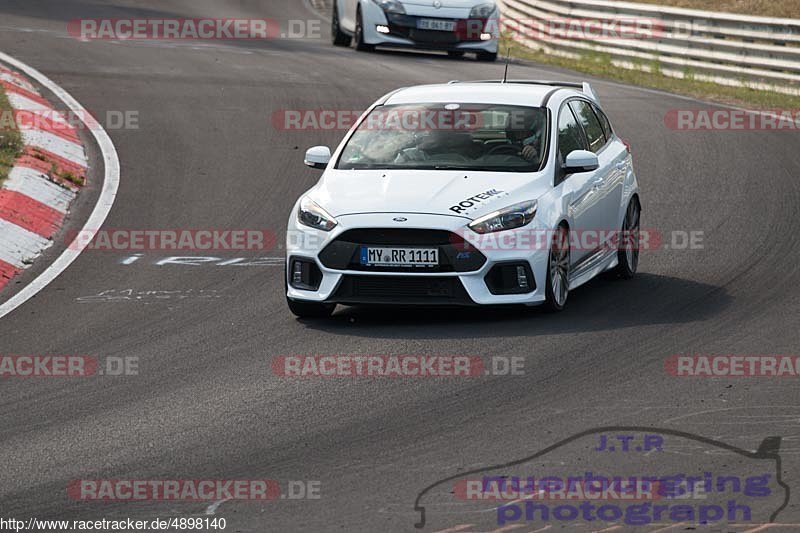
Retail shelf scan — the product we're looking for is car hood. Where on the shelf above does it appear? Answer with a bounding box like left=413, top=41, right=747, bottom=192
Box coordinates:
left=401, top=0, right=488, bottom=7
left=308, top=169, right=550, bottom=220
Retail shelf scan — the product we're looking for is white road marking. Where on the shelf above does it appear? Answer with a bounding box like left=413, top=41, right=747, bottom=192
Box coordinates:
left=434, top=526, right=475, bottom=533
left=121, top=256, right=284, bottom=267
left=0, top=71, right=37, bottom=92
left=0, top=219, right=52, bottom=268
left=6, top=166, right=76, bottom=212
left=20, top=129, right=88, bottom=166
left=6, top=91, right=52, bottom=112
left=0, top=51, right=120, bottom=320
left=76, top=288, right=225, bottom=303
left=205, top=498, right=230, bottom=515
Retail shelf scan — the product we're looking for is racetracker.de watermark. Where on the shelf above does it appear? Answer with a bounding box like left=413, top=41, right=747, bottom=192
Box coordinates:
left=271, top=355, right=524, bottom=377
left=0, top=355, right=138, bottom=377
left=67, top=18, right=322, bottom=40
left=67, top=480, right=321, bottom=501
left=665, top=355, right=800, bottom=377
left=454, top=477, right=664, bottom=501
left=67, top=229, right=278, bottom=252
left=664, top=109, right=800, bottom=131
left=486, top=16, right=665, bottom=40
left=453, top=229, right=704, bottom=252
left=0, top=109, right=139, bottom=132
left=273, top=107, right=551, bottom=132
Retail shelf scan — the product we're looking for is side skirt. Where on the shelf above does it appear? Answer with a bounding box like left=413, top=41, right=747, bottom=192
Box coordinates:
left=568, top=247, right=617, bottom=290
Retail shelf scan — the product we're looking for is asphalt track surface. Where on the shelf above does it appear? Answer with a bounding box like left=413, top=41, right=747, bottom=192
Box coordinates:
left=1, top=1, right=799, bottom=531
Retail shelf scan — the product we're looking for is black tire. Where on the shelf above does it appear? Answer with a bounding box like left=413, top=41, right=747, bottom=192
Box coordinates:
left=614, top=197, right=640, bottom=279
left=287, top=297, right=336, bottom=318
left=476, top=51, right=498, bottom=62
left=354, top=10, right=374, bottom=52
left=447, top=51, right=465, bottom=58
left=331, top=2, right=352, bottom=46
left=543, top=225, right=570, bottom=312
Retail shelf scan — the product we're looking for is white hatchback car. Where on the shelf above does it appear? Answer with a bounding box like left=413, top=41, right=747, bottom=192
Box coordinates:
left=331, top=0, right=499, bottom=60
left=286, top=80, right=641, bottom=317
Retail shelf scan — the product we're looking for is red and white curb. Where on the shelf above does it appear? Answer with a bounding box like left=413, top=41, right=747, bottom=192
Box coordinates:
left=0, top=51, right=119, bottom=319
left=0, top=63, right=88, bottom=291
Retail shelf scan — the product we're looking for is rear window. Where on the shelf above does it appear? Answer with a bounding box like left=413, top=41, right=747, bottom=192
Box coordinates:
left=592, top=103, right=614, bottom=140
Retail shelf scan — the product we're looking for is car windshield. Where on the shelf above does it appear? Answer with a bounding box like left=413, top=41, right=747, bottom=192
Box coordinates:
left=336, top=103, right=548, bottom=172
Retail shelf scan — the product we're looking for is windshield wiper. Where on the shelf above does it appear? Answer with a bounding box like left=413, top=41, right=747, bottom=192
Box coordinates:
left=431, top=165, right=477, bottom=170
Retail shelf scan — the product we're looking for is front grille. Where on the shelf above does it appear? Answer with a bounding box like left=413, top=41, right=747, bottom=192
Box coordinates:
left=331, top=275, right=475, bottom=306
left=318, top=228, right=486, bottom=273
left=407, top=28, right=460, bottom=44
left=384, top=14, right=485, bottom=44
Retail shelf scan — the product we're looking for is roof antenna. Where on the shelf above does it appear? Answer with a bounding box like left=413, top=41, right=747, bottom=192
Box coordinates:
left=501, top=45, right=511, bottom=83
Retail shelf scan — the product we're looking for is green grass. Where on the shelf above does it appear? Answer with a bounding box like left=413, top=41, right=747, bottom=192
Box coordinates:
left=0, top=85, right=23, bottom=186
left=631, top=0, right=800, bottom=19
left=50, top=162, right=85, bottom=187
left=504, top=39, right=800, bottom=110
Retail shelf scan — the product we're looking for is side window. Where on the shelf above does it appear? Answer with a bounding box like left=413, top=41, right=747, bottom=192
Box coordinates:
left=592, top=103, right=614, bottom=140
left=569, top=100, right=606, bottom=153
left=557, top=105, right=587, bottom=165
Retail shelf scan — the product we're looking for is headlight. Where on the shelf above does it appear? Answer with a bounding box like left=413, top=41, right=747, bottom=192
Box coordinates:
left=372, top=0, right=406, bottom=14
left=297, top=197, right=337, bottom=231
left=469, top=2, right=496, bottom=18
left=468, top=200, right=537, bottom=234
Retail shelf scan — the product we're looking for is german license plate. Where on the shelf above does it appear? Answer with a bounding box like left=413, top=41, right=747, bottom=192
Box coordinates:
left=416, top=19, right=455, bottom=31
left=360, top=246, right=439, bottom=267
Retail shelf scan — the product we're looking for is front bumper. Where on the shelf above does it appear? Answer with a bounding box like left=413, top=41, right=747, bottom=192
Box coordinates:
left=286, top=213, right=548, bottom=307
left=362, top=5, right=498, bottom=53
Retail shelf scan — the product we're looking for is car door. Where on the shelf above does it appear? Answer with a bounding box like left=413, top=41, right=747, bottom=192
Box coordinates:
left=555, top=101, right=605, bottom=265
left=592, top=101, right=629, bottom=225
left=569, top=100, right=626, bottom=238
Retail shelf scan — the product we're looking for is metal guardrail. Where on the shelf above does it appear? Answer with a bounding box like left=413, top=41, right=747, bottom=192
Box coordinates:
left=496, top=0, right=800, bottom=95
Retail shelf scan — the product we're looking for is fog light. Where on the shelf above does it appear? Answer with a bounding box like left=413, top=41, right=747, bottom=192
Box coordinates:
left=289, top=258, right=323, bottom=291
left=480, top=32, right=492, bottom=41
left=516, top=265, right=528, bottom=289
left=376, top=25, right=390, bottom=34
left=484, top=262, right=535, bottom=295
left=292, top=261, right=304, bottom=285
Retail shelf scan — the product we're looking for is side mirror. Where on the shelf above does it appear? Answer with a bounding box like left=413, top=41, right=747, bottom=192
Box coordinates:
left=564, top=150, right=599, bottom=173
left=304, top=146, right=331, bottom=170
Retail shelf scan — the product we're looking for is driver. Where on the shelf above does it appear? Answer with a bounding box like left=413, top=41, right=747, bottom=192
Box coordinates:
left=394, top=129, right=472, bottom=163
left=506, top=110, right=545, bottom=162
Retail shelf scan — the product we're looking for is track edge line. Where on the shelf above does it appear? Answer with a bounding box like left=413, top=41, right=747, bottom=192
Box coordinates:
left=0, top=51, right=120, bottom=320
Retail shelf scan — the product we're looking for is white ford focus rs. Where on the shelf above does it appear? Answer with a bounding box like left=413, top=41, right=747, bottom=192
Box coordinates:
left=286, top=80, right=641, bottom=318
left=331, top=0, right=499, bottom=61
